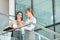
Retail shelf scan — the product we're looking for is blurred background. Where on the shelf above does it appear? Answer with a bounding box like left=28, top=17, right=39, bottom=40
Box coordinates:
left=0, top=0, right=60, bottom=40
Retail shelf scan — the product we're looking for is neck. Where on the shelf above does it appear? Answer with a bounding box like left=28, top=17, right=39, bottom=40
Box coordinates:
left=29, top=15, right=33, bottom=18
left=17, top=18, right=21, bottom=22
left=16, top=18, right=23, bottom=26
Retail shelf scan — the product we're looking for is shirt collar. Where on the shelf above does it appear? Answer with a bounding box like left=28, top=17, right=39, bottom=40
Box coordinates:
left=29, top=16, right=34, bottom=19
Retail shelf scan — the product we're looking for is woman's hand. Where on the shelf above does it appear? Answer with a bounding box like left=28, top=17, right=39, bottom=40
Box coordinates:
left=9, top=21, right=13, bottom=28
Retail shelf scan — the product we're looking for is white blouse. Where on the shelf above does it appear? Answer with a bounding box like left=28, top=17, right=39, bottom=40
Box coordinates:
left=21, top=16, right=36, bottom=34
left=11, top=20, right=18, bottom=29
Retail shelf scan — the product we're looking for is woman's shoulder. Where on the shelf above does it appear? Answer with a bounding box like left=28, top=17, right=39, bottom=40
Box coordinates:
left=12, top=20, right=16, bottom=22
left=10, top=20, right=16, bottom=24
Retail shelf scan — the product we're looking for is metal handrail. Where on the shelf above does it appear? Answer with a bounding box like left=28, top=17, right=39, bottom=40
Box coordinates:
left=0, top=23, right=31, bottom=35
left=55, top=38, right=60, bottom=40
left=0, top=22, right=60, bottom=38
left=31, top=23, right=60, bottom=37
left=0, top=22, right=60, bottom=36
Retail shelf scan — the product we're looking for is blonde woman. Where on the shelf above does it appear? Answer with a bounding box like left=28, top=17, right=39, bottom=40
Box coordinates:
left=21, top=8, right=36, bottom=40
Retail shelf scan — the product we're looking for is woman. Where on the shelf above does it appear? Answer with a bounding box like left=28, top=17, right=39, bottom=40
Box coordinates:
left=9, top=11, right=24, bottom=40
left=9, top=11, right=23, bottom=28
left=21, top=8, right=36, bottom=40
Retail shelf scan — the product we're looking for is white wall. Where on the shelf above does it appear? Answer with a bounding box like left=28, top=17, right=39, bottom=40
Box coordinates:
left=0, top=0, right=9, bottom=31
left=9, top=0, right=15, bottom=20
left=0, top=0, right=9, bottom=14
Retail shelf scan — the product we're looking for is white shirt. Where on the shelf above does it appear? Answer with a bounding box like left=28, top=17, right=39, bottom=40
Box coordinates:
left=9, top=20, right=20, bottom=31
left=12, top=20, right=18, bottom=29
left=21, top=16, right=36, bottom=34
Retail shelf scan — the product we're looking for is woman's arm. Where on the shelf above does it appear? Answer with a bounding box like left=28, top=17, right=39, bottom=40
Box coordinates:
left=3, top=21, right=13, bottom=31
left=23, top=18, right=36, bottom=30
left=9, top=21, right=13, bottom=28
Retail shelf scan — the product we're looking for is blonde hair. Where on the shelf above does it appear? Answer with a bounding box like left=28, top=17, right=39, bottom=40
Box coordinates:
left=26, top=8, right=34, bottom=15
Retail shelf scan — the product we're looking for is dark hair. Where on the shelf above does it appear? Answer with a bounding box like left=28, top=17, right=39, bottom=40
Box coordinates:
left=15, top=11, right=23, bottom=21
left=26, top=8, right=34, bottom=15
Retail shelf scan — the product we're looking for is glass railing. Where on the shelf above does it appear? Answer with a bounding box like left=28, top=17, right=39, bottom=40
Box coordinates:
left=0, top=22, right=60, bottom=40
left=0, top=32, right=20, bottom=40
left=32, top=23, right=60, bottom=40
left=0, top=30, right=49, bottom=40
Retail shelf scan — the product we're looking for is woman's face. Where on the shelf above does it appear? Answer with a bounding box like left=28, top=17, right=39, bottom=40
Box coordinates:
left=26, top=11, right=31, bottom=17
left=17, top=13, right=22, bottom=19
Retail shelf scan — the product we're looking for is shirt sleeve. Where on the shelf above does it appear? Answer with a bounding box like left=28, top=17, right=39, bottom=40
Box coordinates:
left=24, top=18, right=36, bottom=30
